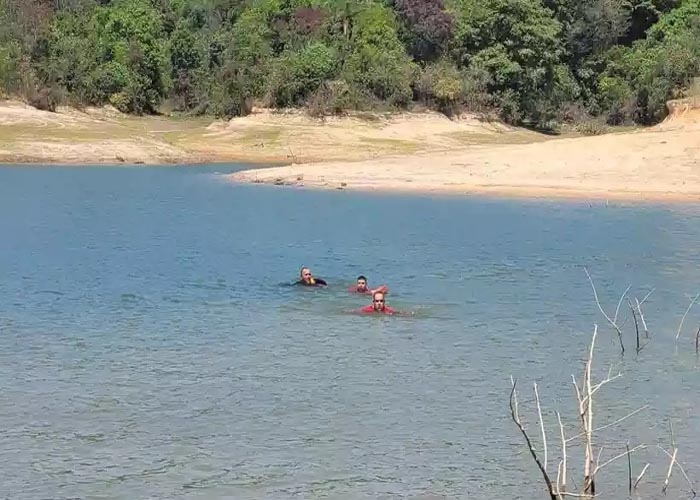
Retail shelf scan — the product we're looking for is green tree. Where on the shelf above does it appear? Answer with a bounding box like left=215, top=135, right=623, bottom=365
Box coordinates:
left=343, top=3, right=415, bottom=106
left=450, top=0, right=564, bottom=124
left=92, top=0, right=169, bottom=113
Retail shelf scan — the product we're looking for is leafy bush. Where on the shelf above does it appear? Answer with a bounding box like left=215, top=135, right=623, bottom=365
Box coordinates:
left=268, top=42, right=338, bottom=106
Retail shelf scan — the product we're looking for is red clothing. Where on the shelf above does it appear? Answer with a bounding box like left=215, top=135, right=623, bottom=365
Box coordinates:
left=360, top=305, right=395, bottom=314
left=349, top=284, right=388, bottom=294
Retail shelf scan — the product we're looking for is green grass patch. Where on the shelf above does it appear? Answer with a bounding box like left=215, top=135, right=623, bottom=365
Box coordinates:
left=359, top=137, right=420, bottom=153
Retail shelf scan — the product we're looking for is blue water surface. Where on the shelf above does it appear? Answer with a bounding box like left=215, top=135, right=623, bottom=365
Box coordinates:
left=1, top=164, right=699, bottom=499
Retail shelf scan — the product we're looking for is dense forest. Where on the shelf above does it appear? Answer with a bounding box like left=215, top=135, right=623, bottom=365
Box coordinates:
left=0, top=0, right=699, bottom=127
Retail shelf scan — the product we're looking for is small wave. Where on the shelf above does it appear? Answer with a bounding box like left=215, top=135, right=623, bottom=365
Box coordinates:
left=120, top=293, right=145, bottom=301
left=34, top=290, right=64, bottom=296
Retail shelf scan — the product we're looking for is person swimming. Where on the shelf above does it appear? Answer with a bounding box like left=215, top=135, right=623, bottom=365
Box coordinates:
left=296, top=266, right=327, bottom=287
left=349, top=275, right=388, bottom=295
left=360, top=290, right=395, bottom=314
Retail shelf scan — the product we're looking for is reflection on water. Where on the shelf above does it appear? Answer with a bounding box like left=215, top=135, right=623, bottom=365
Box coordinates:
left=1, top=165, right=700, bottom=499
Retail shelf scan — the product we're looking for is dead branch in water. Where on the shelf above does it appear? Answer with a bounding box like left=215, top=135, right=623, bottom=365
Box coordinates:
left=510, top=323, right=655, bottom=500
left=510, top=377, right=558, bottom=500
left=628, top=298, right=651, bottom=354
left=572, top=326, right=609, bottom=495
left=695, top=324, right=700, bottom=355
left=634, top=463, right=651, bottom=490
left=534, top=382, right=548, bottom=471
left=636, top=288, right=655, bottom=338
left=565, top=405, right=649, bottom=443
left=626, top=442, right=632, bottom=494
left=676, top=293, right=700, bottom=341
left=593, top=444, right=646, bottom=475
left=584, top=268, right=628, bottom=355
left=659, top=421, right=696, bottom=497
left=557, top=411, right=567, bottom=494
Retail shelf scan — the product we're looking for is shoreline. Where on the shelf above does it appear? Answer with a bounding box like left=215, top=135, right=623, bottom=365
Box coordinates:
left=229, top=174, right=700, bottom=204
left=228, top=105, right=700, bottom=204
left=4, top=98, right=700, bottom=204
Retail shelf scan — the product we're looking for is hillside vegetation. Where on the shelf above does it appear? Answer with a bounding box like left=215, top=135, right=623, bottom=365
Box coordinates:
left=1, top=0, right=699, bottom=129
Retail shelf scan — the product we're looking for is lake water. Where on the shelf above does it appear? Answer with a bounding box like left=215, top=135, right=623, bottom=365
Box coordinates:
left=1, top=164, right=699, bottom=500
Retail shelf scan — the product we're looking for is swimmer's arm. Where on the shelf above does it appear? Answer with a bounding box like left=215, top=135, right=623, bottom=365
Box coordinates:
left=315, top=278, right=328, bottom=286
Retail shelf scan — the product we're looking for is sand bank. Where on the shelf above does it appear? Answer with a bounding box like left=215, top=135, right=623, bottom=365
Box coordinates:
left=0, top=100, right=537, bottom=166
left=229, top=99, right=700, bottom=202
left=4, top=96, right=700, bottom=203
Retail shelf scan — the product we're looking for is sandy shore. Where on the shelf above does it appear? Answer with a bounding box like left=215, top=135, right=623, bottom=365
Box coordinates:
left=3, top=97, right=700, bottom=202
left=229, top=99, right=700, bottom=202
left=0, top=100, right=538, bottom=166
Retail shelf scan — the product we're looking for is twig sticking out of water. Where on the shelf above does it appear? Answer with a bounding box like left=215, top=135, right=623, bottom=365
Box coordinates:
left=593, top=443, right=646, bottom=476
left=535, top=382, right=548, bottom=472
left=557, top=411, right=567, bottom=494
left=584, top=268, right=628, bottom=355
left=659, top=421, right=696, bottom=497
left=636, top=288, right=655, bottom=338
left=634, top=463, right=651, bottom=490
left=695, top=324, right=700, bottom=355
left=676, top=293, right=700, bottom=341
left=628, top=299, right=651, bottom=354
left=572, top=325, right=624, bottom=494
left=626, top=442, right=632, bottom=494
left=510, top=377, right=558, bottom=500
left=510, top=324, right=651, bottom=500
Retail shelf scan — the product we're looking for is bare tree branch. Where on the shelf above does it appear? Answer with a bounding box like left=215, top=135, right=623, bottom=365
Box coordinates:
left=638, top=288, right=655, bottom=307
left=590, top=373, right=622, bottom=397
left=662, top=447, right=678, bottom=494
left=584, top=268, right=626, bottom=354
left=628, top=298, right=648, bottom=354
left=626, top=442, right=632, bottom=495
left=634, top=463, right=651, bottom=490
left=566, top=405, right=649, bottom=444
left=594, top=444, right=646, bottom=474
left=583, top=326, right=597, bottom=495
left=556, top=460, right=563, bottom=498
left=635, top=290, right=653, bottom=338
left=676, top=293, right=700, bottom=341
left=534, top=382, right=548, bottom=472
left=658, top=446, right=697, bottom=497
left=557, top=411, right=567, bottom=493
left=614, top=285, right=632, bottom=324
left=510, top=377, right=557, bottom=500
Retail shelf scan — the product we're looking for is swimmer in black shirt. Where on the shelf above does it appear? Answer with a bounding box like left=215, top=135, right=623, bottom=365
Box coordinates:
left=296, top=266, right=327, bottom=287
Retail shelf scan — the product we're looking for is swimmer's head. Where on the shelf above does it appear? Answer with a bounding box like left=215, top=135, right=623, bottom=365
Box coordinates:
left=300, top=267, right=313, bottom=283
left=356, top=275, right=368, bottom=292
left=372, top=291, right=386, bottom=311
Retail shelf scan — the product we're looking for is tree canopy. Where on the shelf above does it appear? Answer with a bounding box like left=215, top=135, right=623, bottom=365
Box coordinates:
left=1, top=0, right=698, bottom=127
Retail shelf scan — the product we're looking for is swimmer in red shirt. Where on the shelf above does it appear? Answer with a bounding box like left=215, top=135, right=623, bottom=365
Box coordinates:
left=350, top=275, right=388, bottom=295
left=360, top=291, right=395, bottom=314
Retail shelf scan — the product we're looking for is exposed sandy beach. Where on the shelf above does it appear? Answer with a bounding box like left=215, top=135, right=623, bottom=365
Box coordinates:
left=229, top=98, right=700, bottom=202
left=0, top=99, right=535, bottom=166
left=3, top=97, right=700, bottom=202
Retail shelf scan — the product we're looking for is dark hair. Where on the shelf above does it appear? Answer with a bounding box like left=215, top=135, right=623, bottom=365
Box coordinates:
left=357, top=275, right=367, bottom=282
